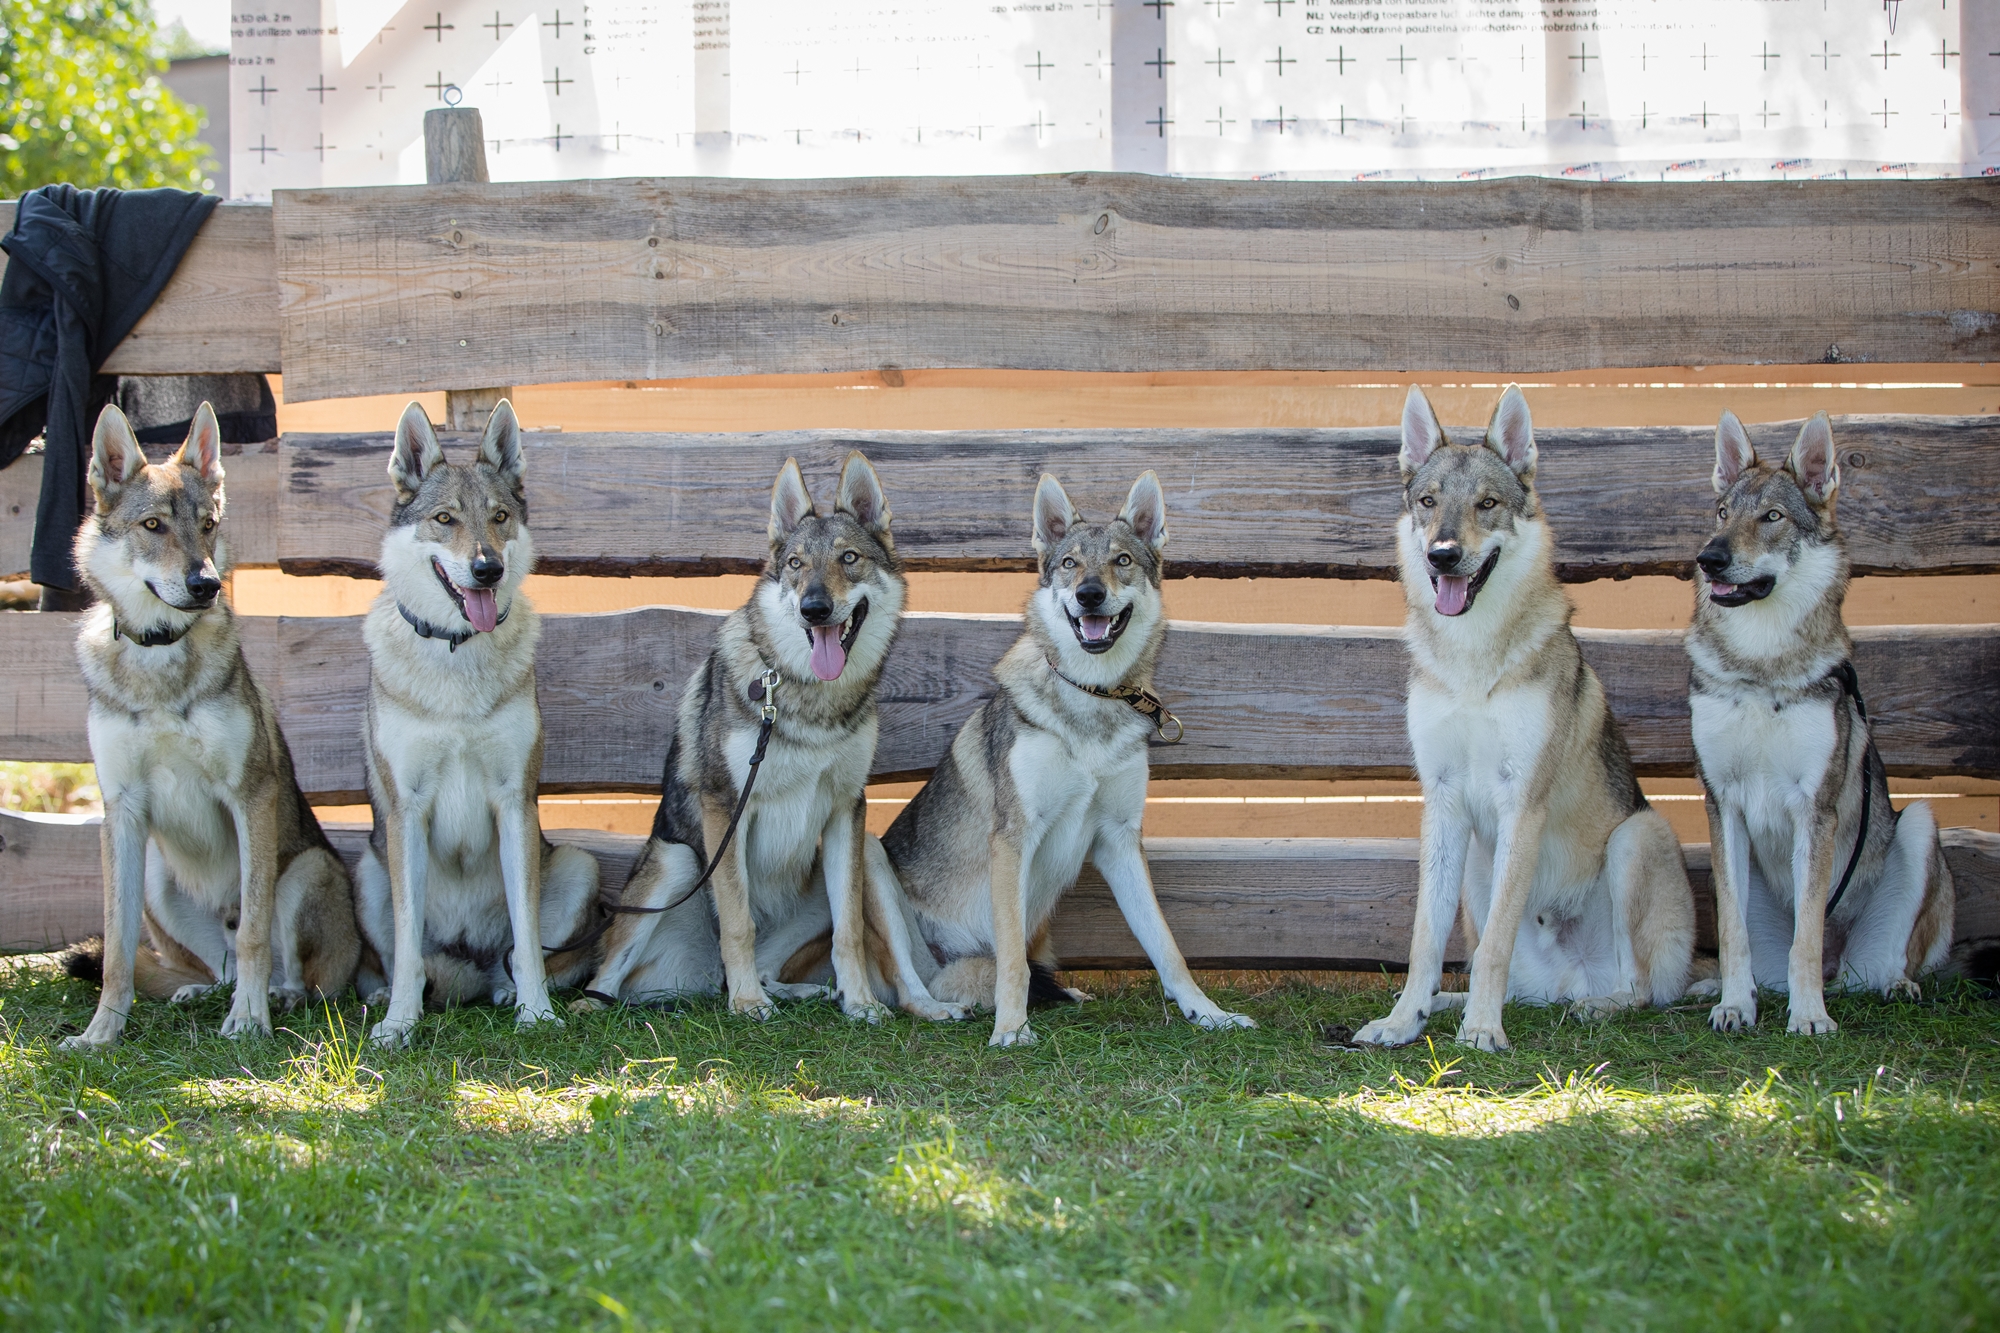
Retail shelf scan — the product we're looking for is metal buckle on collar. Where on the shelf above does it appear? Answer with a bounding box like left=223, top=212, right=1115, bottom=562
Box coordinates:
left=748, top=667, right=781, bottom=722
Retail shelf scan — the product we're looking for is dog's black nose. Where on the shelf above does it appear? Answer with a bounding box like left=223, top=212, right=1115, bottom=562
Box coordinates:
left=1074, top=580, right=1107, bottom=612
left=1426, top=542, right=1463, bottom=574
left=799, top=588, right=835, bottom=624
left=470, top=553, right=505, bottom=587
left=1696, top=542, right=1731, bottom=578
left=185, top=568, right=221, bottom=603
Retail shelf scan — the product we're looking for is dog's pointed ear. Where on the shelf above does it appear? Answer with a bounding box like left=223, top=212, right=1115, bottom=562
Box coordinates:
left=479, top=398, right=525, bottom=485
left=1786, top=411, right=1839, bottom=504
left=769, top=457, right=815, bottom=545
left=1031, top=473, right=1078, bottom=560
left=836, top=451, right=892, bottom=545
left=89, top=404, right=146, bottom=508
left=1399, top=387, right=1446, bottom=482
left=170, top=401, right=226, bottom=488
left=1483, top=384, right=1536, bottom=478
left=1713, top=411, right=1758, bottom=494
left=390, top=401, right=445, bottom=505
left=1118, top=469, right=1169, bottom=554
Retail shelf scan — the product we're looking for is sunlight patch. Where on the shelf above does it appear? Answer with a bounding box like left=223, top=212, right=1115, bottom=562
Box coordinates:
left=873, top=1132, right=1067, bottom=1232
left=453, top=1076, right=721, bottom=1136
left=178, top=1076, right=379, bottom=1114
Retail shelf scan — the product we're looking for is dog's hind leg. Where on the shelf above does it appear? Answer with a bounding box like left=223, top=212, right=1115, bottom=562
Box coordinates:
left=574, top=839, right=700, bottom=1009
left=862, top=835, right=965, bottom=1021
left=353, top=846, right=395, bottom=1006
left=289, top=847, right=360, bottom=1002
left=1578, top=808, right=1693, bottom=1020
left=1839, top=802, right=1953, bottom=997
left=143, top=848, right=229, bottom=1000
left=537, top=842, right=601, bottom=990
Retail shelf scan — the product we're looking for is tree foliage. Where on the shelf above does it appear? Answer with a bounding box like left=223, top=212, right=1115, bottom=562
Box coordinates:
left=0, top=0, right=215, bottom=195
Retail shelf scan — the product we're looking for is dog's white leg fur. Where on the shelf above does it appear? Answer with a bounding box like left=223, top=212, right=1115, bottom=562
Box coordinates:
left=372, top=809, right=431, bottom=1047
left=63, top=810, right=150, bottom=1049
left=821, top=798, right=888, bottom=1023
left=573, top=840, right=702, bottom=1008
left=1784, top=798, right=1839, bottom=1036
left=1837, top=801, right=1936, bottom=997
left=1708, top=800, right=1759, bottom=1031
left=708, top=801, right=774, bottom=1021
left=862, top=835, right=964, bottom=1021
left=537, top=843, right=600, bottom=990
left=354, top=846, right=394, bottom=1006
left=1356, top=809, right=1471, bottom=1047
left=496, top=799, right=560, bottom=1029
left=217, top=794, right=276, bottom=1039
left=147, top=846, right=230, bottom=1000
left=1456, top=803, right=1548, bottom=1052
left=1091, top=829, right=1254, bottom=1031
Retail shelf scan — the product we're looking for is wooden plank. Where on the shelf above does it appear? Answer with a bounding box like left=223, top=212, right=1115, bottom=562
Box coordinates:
left=8, top=812, right=1996, bottom=972
left=277, top=415, right=2000, bottom=581
left=271, top=176, right=2000, bottom=403
left=4, top=611, right=1995, bottom=792
left=0, top=446, right=283, bottom=579
left=0, top=202, right=279, bottom=375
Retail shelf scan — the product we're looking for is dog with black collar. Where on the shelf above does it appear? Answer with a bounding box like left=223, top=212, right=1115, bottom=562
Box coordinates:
left=353, top=400, right=600, bottom=1047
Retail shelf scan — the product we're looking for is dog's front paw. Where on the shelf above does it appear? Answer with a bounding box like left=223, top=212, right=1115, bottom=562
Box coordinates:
left=369, top=1017, right=415, bottom=1049
left=1454, top=1021, right=1510, bottom=1053
left=1353, top=1012, right=1428, bottom=1048
left=219, top=1004, right=272, bottom=1040
left=1786, top=1007, right=1838, bottom=1036
left=58, top=1014, right=123, bottom=1051
left=904, top=997, right=970, bottom=1022
left=1189, top=1007, right=1257, bottom=1031
left=840, top=996, right=890, bottom=1025
left=515, top=1005, right=563, bottom=1032
left=1883, top=977, right=1921, bottom=1002
left=568, top=995, right=609, bottom=1015
left=989, top=1022, right=1037, bottom=1048
left=1709, top=1000, right=1757, bottom=1033
left=730, top=990, right=776, bottom=1022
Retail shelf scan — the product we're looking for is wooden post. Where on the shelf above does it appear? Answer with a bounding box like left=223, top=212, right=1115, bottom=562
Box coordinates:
left=423, top=107, right=513, bottom=432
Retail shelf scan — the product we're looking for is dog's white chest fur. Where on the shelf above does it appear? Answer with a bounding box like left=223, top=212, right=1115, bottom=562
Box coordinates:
left=1407, top=678, right=1551, bottom=844
left=1691, top=687, right=1838, bottom=894
left=1007, top=723, right=1148, bottom=927
left=89, top=668, right=256, bottom=908
left=729, top=709, right=874, bottom=919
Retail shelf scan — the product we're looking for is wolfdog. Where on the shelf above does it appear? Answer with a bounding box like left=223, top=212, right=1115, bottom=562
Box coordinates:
left=61, top=403, right=359, bottom=1049
left=1688, top=410, right=1953, bottom=1035
left=355, top=401, right=599, bottom=1047
left=576, top=453, right=961, bottom=1023
left=1355, top=387, right=1695, bottom=1052
left=863, top=471, right=1255, bottom=1047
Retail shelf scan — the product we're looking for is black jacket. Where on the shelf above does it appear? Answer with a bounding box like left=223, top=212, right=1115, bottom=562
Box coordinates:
left=0, top=185, right=218, bottom=588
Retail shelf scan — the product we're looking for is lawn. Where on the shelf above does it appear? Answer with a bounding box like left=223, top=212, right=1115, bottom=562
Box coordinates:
left=1, top=961, right=1995, bottom=1331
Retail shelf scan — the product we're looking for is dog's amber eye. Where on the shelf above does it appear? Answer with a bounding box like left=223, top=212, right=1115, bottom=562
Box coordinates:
left=788, top=556, right=803, bottom=569
left=1478, top=498, right=1498, bottom=510
left=202, top=518, right=216, bottom=534
left=493, top=511, right=509, bottom=525
left=434, top=511, right=454, bottom=526
left=1418, top=496, right=1436, bottom=509
left=142, top=517, right=162, bottom=531
left=1763, top=509, right=1784, bottom=522
left=840, top=551, right=858, bottom=565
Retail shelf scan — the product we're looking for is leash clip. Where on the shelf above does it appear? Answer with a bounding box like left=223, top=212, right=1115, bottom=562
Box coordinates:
left=751, top=667, right=781, bottom=722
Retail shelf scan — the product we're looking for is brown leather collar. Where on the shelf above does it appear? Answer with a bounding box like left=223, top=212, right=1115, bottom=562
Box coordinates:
left=1043, top=658, right=1184, bottom=743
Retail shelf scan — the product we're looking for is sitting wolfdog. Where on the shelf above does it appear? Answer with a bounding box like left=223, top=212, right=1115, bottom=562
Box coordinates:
left=62, top=403, right=359, bottom=1049
left=355, top=401, right=599, bottom=1046
left=1689, top=410, right=1953, bottom=1035
left=865, top=471, right=1256, bottom=1047
left=1356, top=387, right=1695, bottom=1052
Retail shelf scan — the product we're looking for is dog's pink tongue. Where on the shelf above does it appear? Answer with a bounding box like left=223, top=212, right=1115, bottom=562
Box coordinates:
left=1080, top=614, right=1113, bottom=643
left=810, top=624, right=847, bottom=681
left=462, top=587, right=499, bottom=633
left=1434, top=575, right=1470, bottom=617
left=1710, top=581, right=1738, bottom=599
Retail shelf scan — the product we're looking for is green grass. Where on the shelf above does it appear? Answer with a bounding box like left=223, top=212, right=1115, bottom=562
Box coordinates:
left=1, top=963, right=1996, bottom=1332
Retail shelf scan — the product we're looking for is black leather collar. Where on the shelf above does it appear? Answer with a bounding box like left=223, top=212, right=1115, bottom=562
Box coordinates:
left=396, top=600, right=507, bottom=651
left=114, top=617, right=195, bottom=647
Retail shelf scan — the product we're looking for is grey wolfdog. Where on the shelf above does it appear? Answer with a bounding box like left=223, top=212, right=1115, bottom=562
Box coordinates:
left=576, top=453, right=962, bottom=1024
left=62, top=403, right=358, bottom=1049
left=1355, top=386, right=1695, bottom=1052
left=1688, top=410, right=1952, bottom=1036
left=864, top=471, right=1256, bottom=1047
left=354, top=400, right=599, bottom=1047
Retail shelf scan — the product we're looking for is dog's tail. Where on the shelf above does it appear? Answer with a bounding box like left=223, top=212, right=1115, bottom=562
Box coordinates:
left=1028, top=961, right=1079, bottom=1008
left=59, top=934, right=215, bottom=999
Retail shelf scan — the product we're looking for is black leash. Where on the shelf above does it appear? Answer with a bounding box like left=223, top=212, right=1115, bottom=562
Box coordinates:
left=1824, top=658, right=1873, bottom=920
left=1043, top=658, right=1185, bottom=743
left=551, top=668, right=782, bottom=995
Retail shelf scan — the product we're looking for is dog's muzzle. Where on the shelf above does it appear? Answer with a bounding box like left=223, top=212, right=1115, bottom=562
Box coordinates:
left=1068, top=603, right=1133, bottom=654
left=803, top=595, right=869, bottom=682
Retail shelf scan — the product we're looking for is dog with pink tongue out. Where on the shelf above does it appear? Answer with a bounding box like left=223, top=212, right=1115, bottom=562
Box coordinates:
left=1354, top=386, right=1696, bottom=1053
